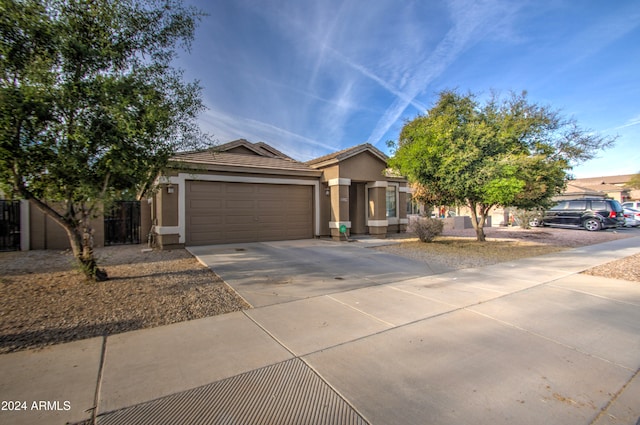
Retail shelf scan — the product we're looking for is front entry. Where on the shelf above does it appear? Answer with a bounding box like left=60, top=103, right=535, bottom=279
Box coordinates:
left=349, top=183, right=367, bottom=234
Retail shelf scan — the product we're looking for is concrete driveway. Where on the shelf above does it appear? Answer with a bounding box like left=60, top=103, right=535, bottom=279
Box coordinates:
left=187, top=238, right=449, bottom=307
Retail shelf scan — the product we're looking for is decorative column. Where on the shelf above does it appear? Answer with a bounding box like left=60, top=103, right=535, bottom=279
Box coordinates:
left=154, top=177, right=181, bottom=248
left=328, top=178, right=351, bottom=241
left=398, top=184, right=409, bottom=232
left=367, top=181, right=388, bottom=237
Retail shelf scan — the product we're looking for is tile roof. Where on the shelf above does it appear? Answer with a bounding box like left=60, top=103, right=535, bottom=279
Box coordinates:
left=568, top=178, right=630, bottom=193
left=169, top=140, right=392, bottom=177
left=169, top=150, right=319, bottom=175
left=214, top=139, right=285, bottom=158
left=571, top=174, right=635, bottom=186
left=253, top=142, right=293, bottom=159
left=563, top=183, right=606, bottom=195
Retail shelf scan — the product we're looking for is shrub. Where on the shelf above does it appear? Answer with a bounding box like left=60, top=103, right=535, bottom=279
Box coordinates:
left=409, top=217, right=444, bottom=242
left=512, top=208, right=544, bottom=229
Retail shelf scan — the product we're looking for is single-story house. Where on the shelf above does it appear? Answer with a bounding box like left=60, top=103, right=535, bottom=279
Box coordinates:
left=150, top=139, right=409, bottom=248
left=1, top=139, right=409, bottom=251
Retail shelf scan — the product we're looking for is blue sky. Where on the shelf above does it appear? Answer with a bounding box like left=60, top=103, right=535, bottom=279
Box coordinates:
left=176, top=0, right=639, bottom=178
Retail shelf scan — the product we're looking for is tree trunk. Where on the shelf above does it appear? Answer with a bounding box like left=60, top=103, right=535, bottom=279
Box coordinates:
left=21, top=194, right=108, bottom=281
left=75, top=223, right=108, bottom=282
left=468, top=202, right=487, bottom=242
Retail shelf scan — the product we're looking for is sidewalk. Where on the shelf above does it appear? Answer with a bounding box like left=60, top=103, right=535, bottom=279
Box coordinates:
left=1, top=237, right=639, bottom=425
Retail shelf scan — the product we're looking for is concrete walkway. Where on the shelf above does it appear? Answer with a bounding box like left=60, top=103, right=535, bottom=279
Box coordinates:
left=1, top=237, right=639, bottom=424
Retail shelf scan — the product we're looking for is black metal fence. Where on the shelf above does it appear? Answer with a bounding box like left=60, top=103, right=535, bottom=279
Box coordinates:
left=104, top=201, right=141, bottom=246
left=0, top=200, right=20, bottom=251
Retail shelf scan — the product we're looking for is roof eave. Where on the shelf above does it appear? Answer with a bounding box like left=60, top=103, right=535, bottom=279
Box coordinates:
left=307, top=145, right=389, bottom=169
left=337, top=145, right=388, bottom=163
left=307, top=158, right=340, bottom=169
left=167, top=161, right=322, bottom=178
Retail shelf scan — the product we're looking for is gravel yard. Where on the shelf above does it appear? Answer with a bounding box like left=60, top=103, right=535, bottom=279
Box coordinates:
left=0, top=225, right=638, bottom=354
left=377, top=226, right=640, bottom=274
left=0, top=247, right=250, bottom=354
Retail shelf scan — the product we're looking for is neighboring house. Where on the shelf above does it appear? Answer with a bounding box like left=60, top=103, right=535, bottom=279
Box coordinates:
left=553, top=182, right=609, bottom=200
left=565, top=174, right=639, bottom=202
left=407, top=174, right=640, bottom=229
left=150, top=139, right=409, bottom=248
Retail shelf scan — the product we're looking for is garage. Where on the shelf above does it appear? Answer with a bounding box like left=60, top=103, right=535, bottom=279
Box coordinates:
left=185, top=180, right=314, bottom=245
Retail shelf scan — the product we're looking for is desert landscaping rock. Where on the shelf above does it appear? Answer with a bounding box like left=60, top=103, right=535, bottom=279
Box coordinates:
left=0, top=246, right=250, bottom=354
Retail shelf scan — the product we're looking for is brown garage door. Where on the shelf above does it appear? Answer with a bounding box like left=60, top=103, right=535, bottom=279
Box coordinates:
left=185, top=181, right=314, bottom=245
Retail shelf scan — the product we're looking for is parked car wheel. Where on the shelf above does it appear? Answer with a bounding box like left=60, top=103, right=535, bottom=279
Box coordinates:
left=583, top=218, right=602, bottom=231
left=529, top=218, right=541, bottom=227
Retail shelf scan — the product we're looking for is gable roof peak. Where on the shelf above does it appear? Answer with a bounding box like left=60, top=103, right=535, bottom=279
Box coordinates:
left=306, top=143, right=388, bottom=166
left=213, top=139, right=294, bottom=159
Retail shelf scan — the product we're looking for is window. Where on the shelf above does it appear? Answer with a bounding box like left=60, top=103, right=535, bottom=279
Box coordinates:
left=386, top=186, right=397, bottom=218
left=407, top=198, right=420, bottom=215
left=567, top=200, right=586, bottom=210
left=550, top=201, right=568, bottom=211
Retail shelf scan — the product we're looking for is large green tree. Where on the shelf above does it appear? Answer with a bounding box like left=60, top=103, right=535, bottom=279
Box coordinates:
left=389, top=90, right=615, bottom=241
left=0, top=0, right=207, bottom=279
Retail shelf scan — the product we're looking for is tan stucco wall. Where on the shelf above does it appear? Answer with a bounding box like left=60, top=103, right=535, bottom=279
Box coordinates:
left=318, top=183, right=331, bottom=236
left=329, top=183, right=350, bottom=239
left=28, top=201, right=104, bottom=250
left=156, top=184, right=179, bottom=227
left=140, top=198, right=152, bottom=245
left=157, top=233, right=182, bottom=248
left=367, top=186, right=387, bottom=236
left=330, top=184, right=350, bottom=222
left=319, top=164, right=339, bottom=182
left=337, top=152, right=387, bottom=181
left=368, top=186, right=386, bottom=220
left=153, top=184, right=181, bottom=248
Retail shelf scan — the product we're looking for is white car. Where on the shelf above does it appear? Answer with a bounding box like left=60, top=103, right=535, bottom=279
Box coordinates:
left=623, top=207, right=640, bottom=227
left=622, top=201, right=640, bottom=209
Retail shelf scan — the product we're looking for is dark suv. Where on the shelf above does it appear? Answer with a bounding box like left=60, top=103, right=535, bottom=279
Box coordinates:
left=542, top=199, right=624, bottom=231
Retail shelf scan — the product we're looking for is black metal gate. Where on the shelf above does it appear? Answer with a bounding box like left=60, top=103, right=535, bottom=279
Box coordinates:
left=0, top=200, right=20, bottom=251
left=104, top=201, right=141, bottom=245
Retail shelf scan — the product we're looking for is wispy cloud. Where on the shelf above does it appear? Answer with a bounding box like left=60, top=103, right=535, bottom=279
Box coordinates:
left=186, top=0, right=637, bottom=177
left=199, top=106, right=338, bottom=160
left=612, top=114, right=640, bottom=131
left=364, top=0, right=526, bottom=146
